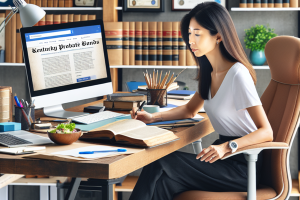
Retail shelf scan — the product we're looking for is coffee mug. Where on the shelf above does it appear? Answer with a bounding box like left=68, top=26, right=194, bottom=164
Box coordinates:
left=142, top=105, right=160, bottom=113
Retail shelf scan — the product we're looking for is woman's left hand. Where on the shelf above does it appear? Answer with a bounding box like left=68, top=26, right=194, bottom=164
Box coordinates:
left=196, top=142, right=232, bottom=163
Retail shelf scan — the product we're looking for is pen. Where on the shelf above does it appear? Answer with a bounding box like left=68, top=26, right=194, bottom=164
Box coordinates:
left=79, top=149, right=127, bottom=154
left=135, top=101, right=146, bottom=116
left=14, top=93, right=22, bottom=107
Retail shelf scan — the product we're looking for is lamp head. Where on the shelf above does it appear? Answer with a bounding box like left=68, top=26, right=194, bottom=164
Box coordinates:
left=13, top=0, right=45, bottom=27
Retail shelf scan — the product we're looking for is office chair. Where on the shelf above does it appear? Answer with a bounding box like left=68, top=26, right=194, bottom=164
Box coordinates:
left=174, top=36, right=300, bottom=200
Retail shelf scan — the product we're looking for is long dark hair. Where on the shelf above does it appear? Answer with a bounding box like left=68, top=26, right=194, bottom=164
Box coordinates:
left=180, top=2, right=256, bottom=100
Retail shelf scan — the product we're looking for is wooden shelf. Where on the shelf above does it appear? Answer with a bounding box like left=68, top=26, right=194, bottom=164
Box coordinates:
left=231, top=7, right=300, bottom=11
left=0, top=7, right=123, bottom=11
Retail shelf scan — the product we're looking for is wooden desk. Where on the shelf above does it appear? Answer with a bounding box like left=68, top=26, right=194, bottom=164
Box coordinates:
left=0, top=99, right=214, bottom=200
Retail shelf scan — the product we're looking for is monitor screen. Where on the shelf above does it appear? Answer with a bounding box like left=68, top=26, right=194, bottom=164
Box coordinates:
left=20, top=20, right=113, bottom=115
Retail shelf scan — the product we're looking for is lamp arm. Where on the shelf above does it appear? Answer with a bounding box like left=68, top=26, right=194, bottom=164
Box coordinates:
left=0, top=6, right=19, bottom=33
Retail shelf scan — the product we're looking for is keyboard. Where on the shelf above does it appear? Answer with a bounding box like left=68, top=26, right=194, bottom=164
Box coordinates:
left=70, top=111, right=126, bottom=124
left=0, top=134, right=33, bottom=147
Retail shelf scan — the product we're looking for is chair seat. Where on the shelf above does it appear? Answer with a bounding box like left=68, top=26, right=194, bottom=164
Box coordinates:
left=174, top=185, right=277, bottom=200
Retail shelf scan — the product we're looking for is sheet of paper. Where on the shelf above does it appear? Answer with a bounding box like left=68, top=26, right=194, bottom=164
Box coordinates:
left=51, top=145, right=127, bottom=159
left=193, top=114, right=204, bottom=120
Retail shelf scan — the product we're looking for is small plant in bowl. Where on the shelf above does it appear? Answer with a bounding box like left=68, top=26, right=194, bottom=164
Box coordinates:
left=48, top=123, right=82, bottom=145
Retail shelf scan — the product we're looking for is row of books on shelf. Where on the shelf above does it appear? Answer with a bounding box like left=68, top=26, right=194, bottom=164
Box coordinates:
left=3, top=13, right=96, bottom=63
left=240, top=0, right=300, bottom=8
left=104, top=21, right=196, bottom=67
left=26, top=0, right=73, bottom=7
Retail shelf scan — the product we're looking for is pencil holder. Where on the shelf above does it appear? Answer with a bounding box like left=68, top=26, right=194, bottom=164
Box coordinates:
left=147, top=89, right=167, bottom=107
left=15, top=106, right=35, bottom=130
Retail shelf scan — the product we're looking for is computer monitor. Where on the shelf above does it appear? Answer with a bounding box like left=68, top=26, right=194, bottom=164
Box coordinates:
left=20, top=20, right=113, bottom=118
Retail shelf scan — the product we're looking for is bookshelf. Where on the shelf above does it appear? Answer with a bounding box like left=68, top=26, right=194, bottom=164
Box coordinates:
left=231, top=7, right=300, bottom=11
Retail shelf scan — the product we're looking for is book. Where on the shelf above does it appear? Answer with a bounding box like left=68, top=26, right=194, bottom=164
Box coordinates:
left=107, top=93, right=146, bottom=101
left=81, top=14, right=88, bottom=21
left=137, top=82, right=179, bottom=92
left=36, top=0, right=42, bottom=6
left=42, top=0, right=48, bottom=7
left=172, top=22, right=179, bottom=66
left=68, top=14, right=74, bottom=22
left=135, top=22, right=142, bottom=65
left=149, top=22, right=157, bottom=66
left=104, top=22, right=123, bottom=66
left=64, top=0, right=73, bottom=7
left=61, top=14, right=68, bottom=23
left=290, top=0, right=298, bottom=6
left=53, top=15, right=61, bottom=24
left=46, top=14, right=53, bottom=25
left=30, top=0, right=36, bottom=5
left=142, top=21, right=149, bottom=65
left=157, top=21, right=163, bottom=65
left=53, top=0, right=58, bottom=7
left=283, top=0, right=289, bottom=6
left=129, top=22, right=135, bottom=65
left=275, top=0, right=282, bottom=7
left=261, top=0, right=268, bottom=7
left=58, top=0, right=64, bottom=7
left=16, top=14, right=23, bottom=63
left=74, top=14, right=81, bottom=22
left=104, top=100, right=141, bottom=111
left=268, top=0, right=274, bottom=7
left=167, top=90, right=195, bottom=96
left=163, top=22, right=172, bottom=66
left=38, top=16, right=46, bottom=26
left=11, top=14, right=17, bottom=63
left=247, top=0, right=253, bottom=7
left=240, top=0, right=247, bottom=7
left=5, top=11, right=11, bottom=63
left=167, top=94, right=194, bottom=100
left=47, top=0, right=53, bottom=7
left=178, top=22, right=186, bottom=66
left=88, top=15, right=96, bottom=20
left=254, top=0, right=261, bottom=7
left=79, top=119, right=179, bottom=148
left=147, top=115, right=204, bottom=126
left=123, top=22, right=129, bottom=65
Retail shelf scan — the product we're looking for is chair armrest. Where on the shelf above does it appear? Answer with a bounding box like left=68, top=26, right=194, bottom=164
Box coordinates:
left=221, top=142, right=289, bottom=160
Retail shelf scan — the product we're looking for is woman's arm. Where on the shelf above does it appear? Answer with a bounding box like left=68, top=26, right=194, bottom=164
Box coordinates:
left=197, top=105, right=273, bottom=163
left=131, top=91, right=204, bottom=123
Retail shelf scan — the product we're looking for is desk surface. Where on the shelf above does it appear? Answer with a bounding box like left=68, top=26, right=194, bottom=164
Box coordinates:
left=0, top=99, right=214, bottom=180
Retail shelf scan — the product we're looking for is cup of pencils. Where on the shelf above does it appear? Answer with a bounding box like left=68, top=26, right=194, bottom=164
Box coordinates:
left=14, top=94, right=35, bottom=130
left=143, top=69, right=186, bottom=107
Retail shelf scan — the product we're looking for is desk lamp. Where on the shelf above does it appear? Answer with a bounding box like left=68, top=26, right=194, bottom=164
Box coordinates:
left=0, top=0, right=45, bottom=33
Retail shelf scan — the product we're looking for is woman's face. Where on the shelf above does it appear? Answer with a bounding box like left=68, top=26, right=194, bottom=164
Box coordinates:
left=188, top=17, right=220, bottom=57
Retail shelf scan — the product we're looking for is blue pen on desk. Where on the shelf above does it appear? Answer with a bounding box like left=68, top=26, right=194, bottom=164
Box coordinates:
left=79, top=149, right=127, bottom=154
left=14, top=93, right=22, bottom=107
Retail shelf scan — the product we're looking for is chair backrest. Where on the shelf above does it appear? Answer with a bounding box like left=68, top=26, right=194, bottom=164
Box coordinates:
left=126, top=81, right=147, bottom=92
left=260, top=36, right=300, bottom=199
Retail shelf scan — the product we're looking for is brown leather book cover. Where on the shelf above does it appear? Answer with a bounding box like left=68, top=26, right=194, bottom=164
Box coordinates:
left=163, top=22, right=172, bottom=66
left=36, top=0, right=42, bottom=6
left=5, top=10, right=11, bottom=63
left=30, top=0, right=36, bottom=5
left=275, top=0, right=282, bottom=7
left=123, top=22, right=129, bottom=65
left=53, top=0, right=58, bottom=7
left=46, top=14, right=53, bottom=25
left=254, top=0, right=261, bottom=7
left=240, top=0, right=247, bottom=7
left=172, top=22, right=179, bottom=66
left=261, top=0, right=268, bottom=7
left=58, top=0, right=64, bottom=6
left=16, top=13, right=23, bottom=63
left=283, top=0, right=289, bottom=6
left=104, top=22, right=123, bottom=66
left=38, top=16, right=46, bottom=26
left=68, top=14, right=74, bottom=22
left=142, top=22, right=149, bottom=65
left=186, top=49, right=196, bottom=66
left=135, top=22, right=142, bottom=65
left=74, top=14, right=81, bottom=22
left=88, top=15, right=96, bottom=20
left=81, top=14, right=88, bottom=21
left=268, top=0, right=274, bottom=7
left=157, top=22, right=162, bottom=66
left=11, top=14, right=16, bottom=63
left=53, top=15, right=61, bottom=24
left=247, top=0, right=253, bottom=7
left=149, top=22, right=157, bottom=66
left=47, top=0, right=53, bottom=7
left=178, top=22, right=186, bottom=66
left=290, top=0, right=298, bottom=6
left=42, top=0, right=47, bottom=7
left=129, top=22, right=135, bottom=65
left=65, top=0, right=73, bottom=7
left=61, top=14, right=68, bottom=23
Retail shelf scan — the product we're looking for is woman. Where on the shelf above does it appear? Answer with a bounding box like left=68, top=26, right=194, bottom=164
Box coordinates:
left=129, top=2, right=273, bottom=200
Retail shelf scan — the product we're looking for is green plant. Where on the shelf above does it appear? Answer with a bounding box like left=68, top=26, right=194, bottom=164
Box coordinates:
left=244, top=25, right=277, bottom=51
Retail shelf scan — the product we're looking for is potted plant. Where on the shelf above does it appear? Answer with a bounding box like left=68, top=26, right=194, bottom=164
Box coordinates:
left=244, top=25, right=277, bottom=66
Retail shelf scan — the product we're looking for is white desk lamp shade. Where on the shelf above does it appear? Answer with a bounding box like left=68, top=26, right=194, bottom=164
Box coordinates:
left=18, top=3, right=46, bottom=27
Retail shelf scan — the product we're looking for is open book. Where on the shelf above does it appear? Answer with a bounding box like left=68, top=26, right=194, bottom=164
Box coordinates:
left=80, top=119, right=179, bottom=148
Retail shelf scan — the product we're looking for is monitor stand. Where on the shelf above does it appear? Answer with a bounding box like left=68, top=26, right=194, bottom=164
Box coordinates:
left=43, top=104, right=89, bottom=119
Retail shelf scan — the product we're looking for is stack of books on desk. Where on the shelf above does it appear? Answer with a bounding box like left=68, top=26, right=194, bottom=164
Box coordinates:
left=104, top=93, right=146, bottom=111
left=132, top=82, right=179, bottom=95
left=167, top=90, right=195, bottom=100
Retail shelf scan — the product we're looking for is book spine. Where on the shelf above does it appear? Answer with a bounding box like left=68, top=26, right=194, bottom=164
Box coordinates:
left=46, top=14, right=53, bottom=25
left=53, top=0, right=58, bottom=7
left=135, top=22, right=142, bottom=65
left=42, top=0, right=48, bottom=7
left=36, top=0, right=42, bottom=6
left=65, top=0, right=73, bottom=7
left=38, top=16, right=46, bottom=26
left=30, top=0, right=36, bottom=5
left=178, top=22, right=186, bottom=66
left=163, top=22, right=172, bottom=66
left=261, top=0, right=268, bottom=7
left=157, top=22, right=162, bottom=66
left=74, top=14, right=81, bottom=22
left=142, top=22, right=149, bottom=65
left=254, top=0, right=261, bottom=7
left=172, top=22, right=179, bottom=66
left=268, top=0, right=274, bottom=6
left=68, top=14, right=74, bottom=22
left=53, top=14, right=61, bottom=24
left=61, top=14, right=68, bottom=23
left=123, top=22, right=129, bottom=65
left=88, top=15, right=96, bottom=20
left=240, top=0, right=247, bottom=7
left=11, top=14, right=16, bottom=63
left=290, top=0, right=298, bottom=6
left=247, top=0, right=253, bottom=7
left=81, top=14, right=88, bottom=21
left=149, top=22, right=157, bottom=66
left=16, top=13, right=23, bottom=63
left=47, top=0, right=53, bottom=7
left=275, top=0, right=282, bottom=7
left=5, top=10, right=11, bottom=63
left=104, top=22, right=123, bottom=66
left=129, top=22, right=135, bottom=65
left=58, top=0, right=64, bottom=7
left=283, top=0, right=290, bottom=6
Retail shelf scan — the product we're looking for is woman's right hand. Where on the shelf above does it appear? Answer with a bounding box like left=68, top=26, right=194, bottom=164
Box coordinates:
left=130, top=107, right=154, bottom=124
